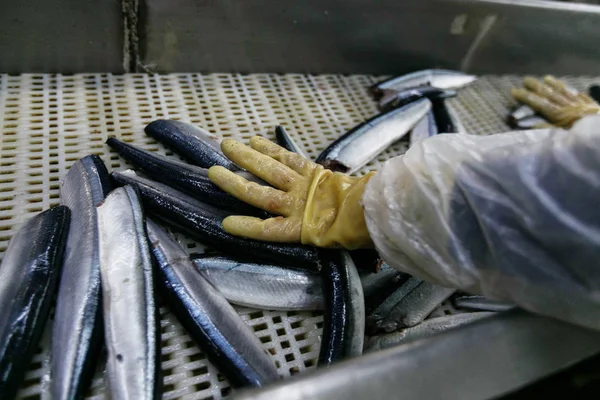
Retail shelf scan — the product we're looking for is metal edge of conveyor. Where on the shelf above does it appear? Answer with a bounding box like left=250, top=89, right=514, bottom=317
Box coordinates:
left=233, top=310, right=600, bottom=400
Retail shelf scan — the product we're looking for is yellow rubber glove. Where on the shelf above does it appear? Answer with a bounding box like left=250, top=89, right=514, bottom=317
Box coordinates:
left=511, top=75, right=600, bottom=128
left=208, top=136, right=375, bottom=249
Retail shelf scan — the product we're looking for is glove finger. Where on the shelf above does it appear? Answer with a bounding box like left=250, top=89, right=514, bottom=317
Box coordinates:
left=220, top=139, right=302, bottom=190
left=576, top=92, right=599, bottom=106
left=222, top=215, right=302, bottom=242
left=523, top=76, right=572, bottom=107
left=250, top=136, right=316, bottom=177
left=209, top=166, right=294, bottom=215
left=511, top=88, right=563, bottom=122
left=542, top=75, right=582, bottom=103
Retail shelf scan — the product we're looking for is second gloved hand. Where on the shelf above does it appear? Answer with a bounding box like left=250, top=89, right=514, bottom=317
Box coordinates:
left=208, top=136, right=375, bottom=249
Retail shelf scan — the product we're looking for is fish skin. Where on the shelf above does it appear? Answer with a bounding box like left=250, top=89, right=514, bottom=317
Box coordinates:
left=508, top=104, right=536, bottom=124
left=378, top=86, right=456, bottom=111
left=192, top=254, right=324, bottom=311
left=409, top=109, right=439, bottom=146
left=97, top=186, right=160, bottom=399
left=360, top=264, right=406, bottom=314
left=0, top=206, right=70, bottom=399
left=52, top=155, right=111, bottom=400
left=106, top=138, right=268, bottom=217
left=364, top=312, right=496, bottom=352
left=111, top=170, right=320, bottom=271
left=371, top=69, right=477, bottom=98
left=511, top=115, right=549, bottom=130
left=431, top=98, right=459, bottom=134
left=379, top=282, right=455, bottom=332
left=318, top=251, right=365, bottom=366
left=316, top=99, right=431, bottom=173
left=144, top=119, right=239, bottom=170
left=146, top=220, right=279, bottom=388
left=275, top=125, right=309, bottom=159
left=366, top=277, right=421, bottom=333
left=453, top=295, right=515, bottom=312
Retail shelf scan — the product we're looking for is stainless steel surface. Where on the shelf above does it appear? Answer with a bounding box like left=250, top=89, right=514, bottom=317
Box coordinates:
left=234, top=310, right=600, bottom=400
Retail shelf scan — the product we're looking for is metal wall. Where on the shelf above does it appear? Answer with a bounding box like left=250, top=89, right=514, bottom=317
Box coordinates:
left=0, top=0, right=599, bottom=74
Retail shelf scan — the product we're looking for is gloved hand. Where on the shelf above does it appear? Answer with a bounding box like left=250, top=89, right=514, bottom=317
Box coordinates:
left=208, top=136, right=375, bottom=249
left=511, top=75, right=600, bottom=128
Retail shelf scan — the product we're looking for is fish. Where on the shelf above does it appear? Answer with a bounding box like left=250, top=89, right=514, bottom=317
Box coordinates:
left=0, top=206, right=70, bottom=399
left=146, top=220, right=279, bottom=387
left=52, top=155, right=112, bottom=400
left=366, top=277, right=421, bottom=333
left=508, top=104, right=536, bottom=125
left=97, top=186, right=160, bottom=399
left=144, top=119, right=239, bottom=170
left=379, top=283, right=455, bottom=332
left=510, top=114, right=550, bottom=130
left=364, top=312, right=496, bottom=352
left=360, top=263, right=406, bottom=314
left=111, top=170, right=320, bottom=271
left=378, top=86, right=456, bottom=111
left=232, top=310, right=600, bottom=400
left=316, top=99, right=431, bottom=173
left=318, top=251, right=365, bottom=365
left=409, top=109, right=439, bottom=146
left=588, top=85, right=600, bottom=104
left=370, top=69, right=477, bottom=99
left=275, top=125, right=309, bottom=159
left=453, top=295, right=515, bottom=312
left=431, top=98, right=462, bottom=134
left=192, top=254, right=324, bottom=311
left=106, top=137, right=267, bottom=217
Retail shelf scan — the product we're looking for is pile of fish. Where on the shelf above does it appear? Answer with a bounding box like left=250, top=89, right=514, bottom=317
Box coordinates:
left=0, top=69, right=513, bottom=399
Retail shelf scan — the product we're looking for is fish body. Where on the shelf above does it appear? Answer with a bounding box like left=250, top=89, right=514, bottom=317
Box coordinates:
left=371, top=69, right=476, bottom=98
left=275, top=126, right=309, bottom=159
left=0, top=206, right=70, bottom=399
left=106, top=138, right=266, bottom=217
left=511, top=115, right=550, bottom=130
left=453, top=295, right=515, bottom=312
left=97, top=186, right=159, bottom=399
left=379, top=283, right=455, bottom=332
left=365, top=312, right=496, bottom=352
left=192, top=254, right=324, bottom=311
left=112, top=170, right=320, bottom=270
left=144, top=119, right=239, bottom=170
left=366, top=277, right=421, bottom=333
left=316, top=99, right=431, bottom=173
left=146, top=220, right=279, bottom=387
left=378, top=86, right=456, bottom=111
left=508, top=104, right=536, bottom=124
left=409, top=110, right=439, bottom=146
left=318, top=251, right=365, bottom=365
left=431, top=98, right=460, bottom=134
left=52, top=155, right=111, bottom=400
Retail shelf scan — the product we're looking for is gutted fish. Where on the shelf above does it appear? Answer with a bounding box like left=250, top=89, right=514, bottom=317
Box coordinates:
left=316, top=99, right=431, bottom=173
left=146, top=220, right=279, bottom=387
left=379, top=282, right=455, bottom=332
left=0, top=206, right=70, bottom=399
left=366, top=277, right=421, bottom=333
left=52, top=155, right=111, bottom=400
left=371, top=69, right=476, bottom=98
left=275, top=125, right=309, bottom=159
left=364, top=312, right=496, bottom=352
left=145, top=119, right=239, bottom=170
left=409, top=109, right=439, bottom=146
left=318, top=251, right=365, bottom=365
left=106, top=138, right=267, bottom=217
left=378, top=86, right=456, bottom=111
left=112, top=170, right=320, bottom=270
left=453, top=295, right=515, bottom=312
left=97, top=186, right=159, bottom=399
left=192, top=254, right=324, bottom=311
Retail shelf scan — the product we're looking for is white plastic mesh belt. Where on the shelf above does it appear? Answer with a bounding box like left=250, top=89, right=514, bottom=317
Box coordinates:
left=0, top=74, right=591, bottom=399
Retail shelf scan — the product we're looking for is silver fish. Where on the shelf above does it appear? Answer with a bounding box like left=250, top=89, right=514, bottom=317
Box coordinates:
left=233, top=310, right=600, bottom=400
left=364, top=312, right=496, bottom=352
left=359, top=263, right=404, bottom=302
left=52, top=155, right=111, bottom=400
left=192, top=254, right=324, bottom=311
left=409, top=109, right=438, bottom=146
left=366, top=277, right=421, bottom=332
left=146, top=220, right=279, bottom=387
left=275, top=125, right=310, bottom=159
left=509, top=104, right=536, bottom=122
left=371, top=69, right=477, bottom=97
left=316, top=99, right=431, bottom=173
left=97, top=186, right=159, bottom=399
left=512, top=115, right=550, bottom=130
left=379, top=283, right=455, bottom=332
left=453, top=295, right=515, bottom=312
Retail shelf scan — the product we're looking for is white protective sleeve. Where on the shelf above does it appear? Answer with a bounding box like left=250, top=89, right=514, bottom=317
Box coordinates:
left=362, top=115, right=600, bottom=330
